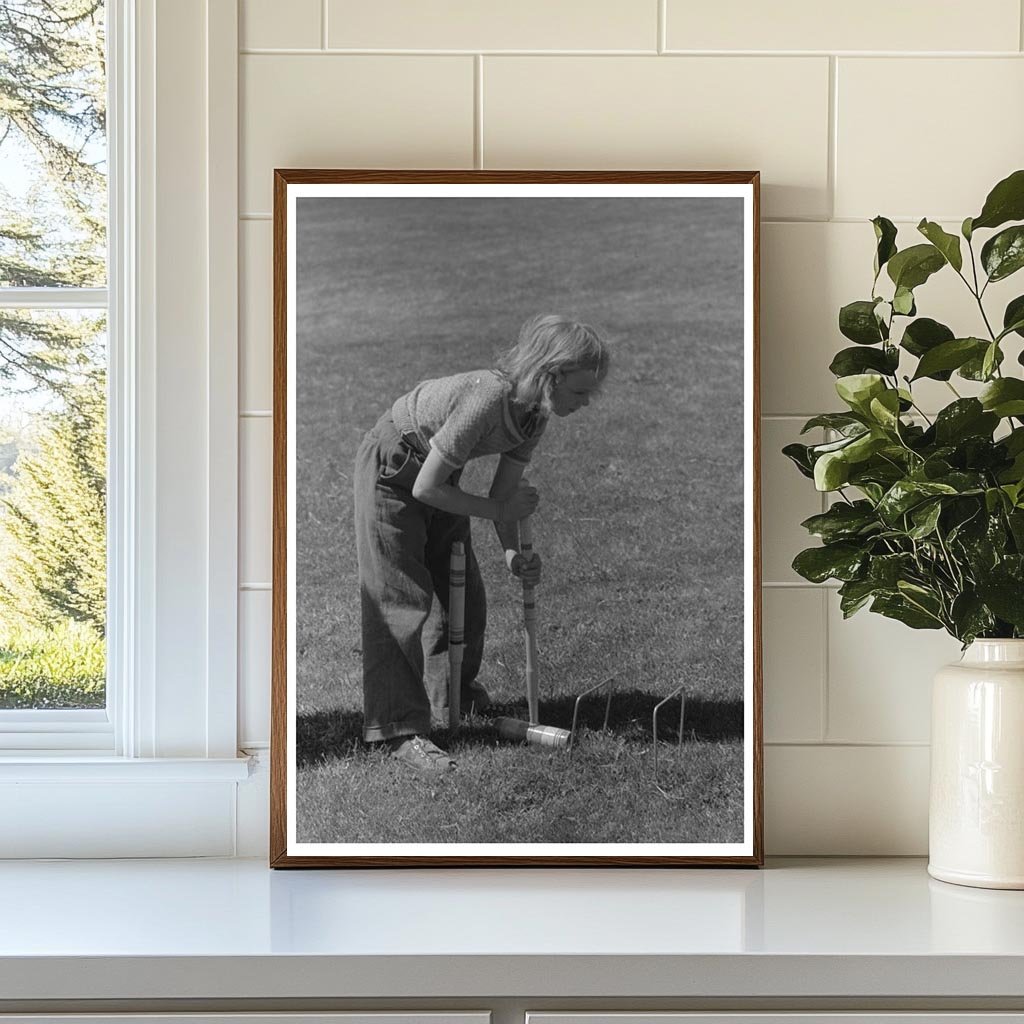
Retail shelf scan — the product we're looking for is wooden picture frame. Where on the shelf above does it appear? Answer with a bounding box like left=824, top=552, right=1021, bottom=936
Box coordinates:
left=271, top=170, right=762, bottom=867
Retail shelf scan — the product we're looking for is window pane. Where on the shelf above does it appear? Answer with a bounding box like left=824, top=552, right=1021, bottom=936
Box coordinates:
left=0, top=309, right=106, bottom=709
left=0, top=1, right=107, bottom=289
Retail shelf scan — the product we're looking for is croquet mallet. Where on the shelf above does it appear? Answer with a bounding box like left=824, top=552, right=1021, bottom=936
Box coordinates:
left=493, top=511, right=571, bottom=750
left=520, top=513, right=540, bottom=725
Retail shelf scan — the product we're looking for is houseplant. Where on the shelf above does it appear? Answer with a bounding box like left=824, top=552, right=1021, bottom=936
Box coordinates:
left=784, top=169, right=1024, bottom=888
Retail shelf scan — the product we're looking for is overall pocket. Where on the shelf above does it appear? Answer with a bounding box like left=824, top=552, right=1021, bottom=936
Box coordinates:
left=377, top=435, right=422, bottom=490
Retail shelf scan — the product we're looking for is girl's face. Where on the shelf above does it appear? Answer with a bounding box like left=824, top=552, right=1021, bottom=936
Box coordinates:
left=550, top=369, right=601, bottom=417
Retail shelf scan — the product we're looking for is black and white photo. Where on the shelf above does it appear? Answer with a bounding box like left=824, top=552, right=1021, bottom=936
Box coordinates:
left=271, top=171, right=762, bottom=867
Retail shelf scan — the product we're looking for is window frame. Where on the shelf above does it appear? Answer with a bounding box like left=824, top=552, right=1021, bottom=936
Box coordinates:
left=0, top=0, right=243, bottom=787
left=0, top=3, right=117, bottom=750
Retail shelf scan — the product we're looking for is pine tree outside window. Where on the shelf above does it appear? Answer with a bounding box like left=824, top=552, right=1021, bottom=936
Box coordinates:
left=0, top=2, right=109, bottom=727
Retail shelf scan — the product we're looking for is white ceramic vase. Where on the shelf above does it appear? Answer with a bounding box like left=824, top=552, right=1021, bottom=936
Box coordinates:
left=929, top=639, right=1024, bottom=889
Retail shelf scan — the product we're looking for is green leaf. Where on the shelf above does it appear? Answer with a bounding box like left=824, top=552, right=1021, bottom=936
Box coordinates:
left=1008, top=508, right=1024, bottom=547
left=829, top=345, right=899, bottom=378
left=800, top=413, right=866, bottom=435
left=933, top=399, right=999, bottom=445
left=950, top=592, right=996, bottom=644
left=877, top=479, right=958, bottom=524
left=845, top=432, right=888, bottom=464
left=1003, top=295, right=1024, bottom=340
left=871, top=594, right=943, bottom=630
left=868, top=389, right=902, bottom=431
left=962, top=216, right=974, bottom=241
left=856, top=481, right=885, bottom=504
left=982, top=341, right=1001, bottom=381
left=975, top=580, right=1024, bottom=629
left=1006, top=428, right=1024, bottom=457
left=959, top=344, right=1004, bottom=381
left=980, top=378, right=1024, bottom=418
left=868, top=552, right=915, bottom=587
left=917, top=219, right=963, bottom=272
left=809, top=433, right=866, bottom=456
left=900, top=319, right=955, bottom=379
left=782, top=442, right=815, bottom=479
left=872, top=216, right=898, bottom=277
left=1003, top=481, right=1024, bottom=506
left=835, top=373, right=887, bottom=414
left=985, top=487, right=1007, bottom=514
left=839, top=300, right=887, bottom=345
left=814, top=451, right=851, bottom=491
left=911, top=338, right=988, bottom=381
left=971, top=169, right=1024, bottom=232
left=887, top=244, right=946, bottom=291
left=951, top=504, right=1005, bottom=575
left=792, top=543, right=866, bottom=584
left=908, top=500, right=943, bottom=540
left=800, top=501, right=879, bottom=543
left=892, top=286, right=916, bottom=316
left=933, top=470, right=987, bottom=494
left=981, top=225, right=1024, bottom=283
left=838, top=578, right=882, bottom=617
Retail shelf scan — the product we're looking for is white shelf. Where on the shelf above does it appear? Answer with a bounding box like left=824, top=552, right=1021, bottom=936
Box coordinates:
left=0, top=857, right=1023, bottom=1002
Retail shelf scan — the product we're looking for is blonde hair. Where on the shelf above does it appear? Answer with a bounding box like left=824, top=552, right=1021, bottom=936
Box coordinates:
left=496, top=314, right=610, bottom=414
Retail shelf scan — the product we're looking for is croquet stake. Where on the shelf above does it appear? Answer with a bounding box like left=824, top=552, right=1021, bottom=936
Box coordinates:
left=520, top=515, right=540, bottom=725
left=448, top=540, right=466, bottom=730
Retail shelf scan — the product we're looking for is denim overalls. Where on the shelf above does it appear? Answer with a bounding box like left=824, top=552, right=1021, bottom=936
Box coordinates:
left=353, top=408, right=487, bottom=742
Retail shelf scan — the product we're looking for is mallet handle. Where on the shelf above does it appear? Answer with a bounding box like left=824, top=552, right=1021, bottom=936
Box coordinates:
left=448, top=541, right=466, bottom=730
left=520, top=516, right=540, bottom=725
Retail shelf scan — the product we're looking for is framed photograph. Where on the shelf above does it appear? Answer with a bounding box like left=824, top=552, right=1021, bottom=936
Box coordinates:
left=270, top=170, right=762, bottom=867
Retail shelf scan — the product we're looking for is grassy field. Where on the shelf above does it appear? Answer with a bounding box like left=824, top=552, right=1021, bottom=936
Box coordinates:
left=0, top=620, right=105, bottom=709
left=293, top=196, right=747, bottom=845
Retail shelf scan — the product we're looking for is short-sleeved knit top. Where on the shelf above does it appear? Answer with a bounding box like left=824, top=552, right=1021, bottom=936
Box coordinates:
left=393, top=369, right=547, bottom=469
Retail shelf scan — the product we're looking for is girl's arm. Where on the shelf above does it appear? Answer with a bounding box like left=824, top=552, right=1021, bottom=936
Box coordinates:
left=489, top=456, right=541, bottom=582
left=411, top=447, right=538, bottom=523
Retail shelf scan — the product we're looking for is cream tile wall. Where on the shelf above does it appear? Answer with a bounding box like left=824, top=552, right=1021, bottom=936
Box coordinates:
left=236, top=0, right=1024, bottom=853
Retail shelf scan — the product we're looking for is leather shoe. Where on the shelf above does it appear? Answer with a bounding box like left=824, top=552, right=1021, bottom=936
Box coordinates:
left=388, top=735, right=457, bottom=773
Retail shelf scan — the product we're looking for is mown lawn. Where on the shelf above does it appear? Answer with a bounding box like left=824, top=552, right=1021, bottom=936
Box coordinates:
left=293, top=195, right=748, bottom=845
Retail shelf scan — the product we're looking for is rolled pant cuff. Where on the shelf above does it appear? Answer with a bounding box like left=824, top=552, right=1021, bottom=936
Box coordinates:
left=364, top=718, right=432, bottom=744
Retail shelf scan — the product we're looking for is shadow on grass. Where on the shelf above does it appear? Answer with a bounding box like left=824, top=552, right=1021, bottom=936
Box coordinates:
left=296, top=687, right=742, bottom=768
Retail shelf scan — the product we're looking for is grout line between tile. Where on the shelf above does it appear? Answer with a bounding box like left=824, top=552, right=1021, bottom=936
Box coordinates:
left=819, top=431, right=831, bottom=742
left=474, top=55, right=484, bottom=169
left=237, top=47, right=1023, bottom=57
left=827, top=56, right=837, bottom=221
left=658, top=0, right=666, bottom=54
left=766, top=740, right=931, bottom=748
left=321, top=0, right=328, bottom=50
left=1020, top=0, right=1024, bottom=51
left=240, top=410, right=272, bottom=418
left=239, top=47, right=659, bottom=56
left=761, top=585, right=839, bottom=593
left=240, top=583, right=272, bottom=592
left=820, top=587, right=830, bottom=742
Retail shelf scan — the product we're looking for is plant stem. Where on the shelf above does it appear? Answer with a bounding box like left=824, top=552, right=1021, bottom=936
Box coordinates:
left=968, top=236, right=981, bottom=299
left=935, top=527, right=965, bottom=592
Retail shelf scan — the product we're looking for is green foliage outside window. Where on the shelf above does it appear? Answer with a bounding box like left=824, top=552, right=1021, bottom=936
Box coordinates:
left=0, top=1, right=107, bottom=708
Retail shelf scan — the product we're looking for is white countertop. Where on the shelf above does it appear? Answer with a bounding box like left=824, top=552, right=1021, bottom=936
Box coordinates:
left=1, top=857, right=1023, bottom=1001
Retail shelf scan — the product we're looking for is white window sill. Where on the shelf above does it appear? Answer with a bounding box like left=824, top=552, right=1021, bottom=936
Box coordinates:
left=0, top=858, right=1023, bottom=1003
left=0, top=755, right=252, bottom=782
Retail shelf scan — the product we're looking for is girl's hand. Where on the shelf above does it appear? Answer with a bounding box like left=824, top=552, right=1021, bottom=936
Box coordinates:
left=509, top=551, right=543, bottom=585
left=498, top=484, right=539, bottom=522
